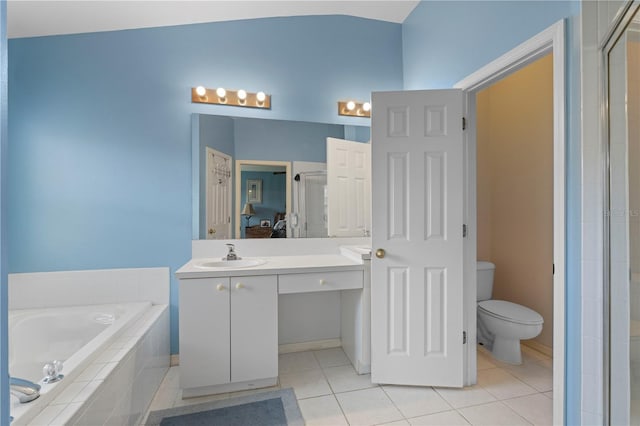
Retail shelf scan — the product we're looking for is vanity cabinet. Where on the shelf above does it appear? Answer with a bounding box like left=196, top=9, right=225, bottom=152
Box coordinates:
left=179, top=275, right=278, bottom=395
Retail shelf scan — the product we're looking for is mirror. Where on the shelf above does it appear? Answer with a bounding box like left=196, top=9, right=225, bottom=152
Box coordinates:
left=192, top=113, right=370, bottom=239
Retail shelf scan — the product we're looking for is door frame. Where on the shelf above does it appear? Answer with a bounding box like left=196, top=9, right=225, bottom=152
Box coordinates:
left=454, top=20, right=565, bottom=424
left=234, top=159, right=291, bottom=238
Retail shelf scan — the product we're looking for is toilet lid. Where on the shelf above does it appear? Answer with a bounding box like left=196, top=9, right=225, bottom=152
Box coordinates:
left=478, top=300, right=543, bottom=325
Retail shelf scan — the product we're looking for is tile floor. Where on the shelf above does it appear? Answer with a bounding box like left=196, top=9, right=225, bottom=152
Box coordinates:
left=143, top=345, right=553, bottom=425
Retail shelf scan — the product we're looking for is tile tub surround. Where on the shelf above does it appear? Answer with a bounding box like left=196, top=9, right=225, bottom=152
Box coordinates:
left=27, top=305, right=170, bottom=426
left=144, top=345, right=553, bottom=426
left=8, top=267, right=170, bottom=425
left=8, top=267, right=170, bottom=308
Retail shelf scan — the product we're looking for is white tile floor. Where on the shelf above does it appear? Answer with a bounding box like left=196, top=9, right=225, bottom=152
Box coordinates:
left=142, top=345, right=553, bottom=425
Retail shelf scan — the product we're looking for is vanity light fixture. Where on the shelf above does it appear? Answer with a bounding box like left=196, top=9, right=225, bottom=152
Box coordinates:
left=338, top=99, right=371, bottom=118
left=195, top=86, right=207, bottom=97
left=191, top=86, right=271, bottom=109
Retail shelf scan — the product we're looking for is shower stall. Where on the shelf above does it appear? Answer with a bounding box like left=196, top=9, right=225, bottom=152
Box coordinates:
left=292, top=171, right=328, bottom=238
left=606, top=3, right=640, bottom=424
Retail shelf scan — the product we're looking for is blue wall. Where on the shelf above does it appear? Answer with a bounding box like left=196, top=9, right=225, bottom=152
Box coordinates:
left=0, top=2, right=8, bottom=423
left=402, top=1, right=581, bottom=422
left=195, top=114, right=235, bottom=239
left=402, top=1, right=578, bottom=89
left=234, top=118, right=345, bottom=162
left=8, top=16, right=403, bottom=355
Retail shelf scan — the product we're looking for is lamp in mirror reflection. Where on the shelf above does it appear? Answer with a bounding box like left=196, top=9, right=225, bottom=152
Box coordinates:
left=192, top=86, right=271, bottom=109
left=338, top=100, right=371, bottom=117
left=241, top=202, right=256, bottom=227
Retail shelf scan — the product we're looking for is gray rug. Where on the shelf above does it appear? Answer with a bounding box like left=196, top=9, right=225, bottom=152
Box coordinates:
left=145, top=388, right=304, bottom=426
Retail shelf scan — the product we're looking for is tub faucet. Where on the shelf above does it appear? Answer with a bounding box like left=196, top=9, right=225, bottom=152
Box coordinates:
left=224, top=243, right=241, bottom=261
left=10, top=377, right=40, bottom=403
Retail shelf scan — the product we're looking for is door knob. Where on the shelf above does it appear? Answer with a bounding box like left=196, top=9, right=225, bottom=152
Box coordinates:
left=236, top=282, right=244, bottom=289
left=216, top=283, right=225, bottom=291
left=375, top=248, right=386, bottom=259
left=209, top=228, right=216, bottom=235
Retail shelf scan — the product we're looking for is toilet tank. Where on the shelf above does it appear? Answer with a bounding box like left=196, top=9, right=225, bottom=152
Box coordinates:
left=476, top=261, right=495, bottom=301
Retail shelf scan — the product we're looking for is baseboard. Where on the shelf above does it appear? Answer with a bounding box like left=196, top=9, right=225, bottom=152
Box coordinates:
left=170, top=354, right=180, bottom=366
left=522, top=340, right=553, bottom=358
left=278, top=338, right=342, bottom=354
left=171, top=341, right=342, bottom=364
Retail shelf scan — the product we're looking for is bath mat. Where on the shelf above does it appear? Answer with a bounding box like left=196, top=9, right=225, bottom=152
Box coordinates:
left=145, top=388, right=304, bottom=426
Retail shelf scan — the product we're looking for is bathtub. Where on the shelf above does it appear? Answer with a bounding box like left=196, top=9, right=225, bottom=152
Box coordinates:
left=9, top=302, right=169, bottom=425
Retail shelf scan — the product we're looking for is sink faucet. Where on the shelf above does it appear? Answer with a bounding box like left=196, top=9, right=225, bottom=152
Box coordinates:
left=10, top=377, right=40, bottom=403
left=224, top=243, right=241, bottom=261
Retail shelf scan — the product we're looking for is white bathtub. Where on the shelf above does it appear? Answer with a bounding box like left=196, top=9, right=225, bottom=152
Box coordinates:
left=10, top=302, right=150, bottom=385
left=9, top=302, right=168, bottom=425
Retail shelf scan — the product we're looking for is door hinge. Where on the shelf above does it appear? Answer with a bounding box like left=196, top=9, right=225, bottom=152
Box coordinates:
left=462, top=117, right=467, bottom=130
left=463, top=224, right=468, bottom=238
left=463, top=331, right=467, bottom=344
left=553, top=263, right=555, bottom=275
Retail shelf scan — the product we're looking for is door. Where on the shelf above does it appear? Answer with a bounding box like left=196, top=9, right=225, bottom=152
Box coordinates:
left=230, top=275, right=278, bottom=382
left=179, top=278, right=230, bottom=388
left=206, top=147, right=232, bottom=239
left=327, top=137, right=371, bottom=237
left=371, top=89, right=465, bottom=387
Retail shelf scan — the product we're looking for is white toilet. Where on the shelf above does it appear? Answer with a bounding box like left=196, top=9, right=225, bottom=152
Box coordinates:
left=476, top=261, right=543, bottom=364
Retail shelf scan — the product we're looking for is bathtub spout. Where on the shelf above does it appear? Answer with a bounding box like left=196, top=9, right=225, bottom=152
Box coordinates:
left=10, top=377, right=40, bottom=403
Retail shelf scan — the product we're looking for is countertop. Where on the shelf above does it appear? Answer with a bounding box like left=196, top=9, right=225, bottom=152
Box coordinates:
left=176, top=254, right=365, bottom=279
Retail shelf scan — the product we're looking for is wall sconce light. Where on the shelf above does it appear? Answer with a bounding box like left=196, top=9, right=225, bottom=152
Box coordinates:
left=192, top=86, right=271, bottom=109
left=338, top=100, right=371, bottom=117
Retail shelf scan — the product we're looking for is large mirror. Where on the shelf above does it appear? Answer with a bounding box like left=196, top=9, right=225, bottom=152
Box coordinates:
left=192, top=114, right=370, bottom=239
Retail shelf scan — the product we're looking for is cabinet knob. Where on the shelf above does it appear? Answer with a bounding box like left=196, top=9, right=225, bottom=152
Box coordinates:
left=216, top=284, right=225, bottom=291
left=319, top=279, right=326, bottom=285
left=236, top=282, right=244, bottom=289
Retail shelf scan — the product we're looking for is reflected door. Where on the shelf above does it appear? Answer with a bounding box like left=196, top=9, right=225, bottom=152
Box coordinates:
left=206, top=147, right=232, bottom=239
left=370, top=89, right=465, bottom=387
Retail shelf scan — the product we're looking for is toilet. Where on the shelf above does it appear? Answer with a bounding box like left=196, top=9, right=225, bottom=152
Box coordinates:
left=476, top=261, right=543, bottom=364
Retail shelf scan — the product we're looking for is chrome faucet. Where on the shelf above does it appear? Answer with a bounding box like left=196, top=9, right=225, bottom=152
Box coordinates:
left=224, top=243, right=241, bottom=261
left=10, top=377, right=40, bottom=403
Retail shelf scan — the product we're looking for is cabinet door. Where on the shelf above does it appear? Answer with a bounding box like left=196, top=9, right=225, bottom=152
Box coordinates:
left=179, top=278, right=231, bottom=389
left=230, top=275, right=278, bottom=382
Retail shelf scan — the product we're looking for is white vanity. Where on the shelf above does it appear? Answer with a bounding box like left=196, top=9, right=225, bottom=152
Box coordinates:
left=177, top=242, right=371, bottom=398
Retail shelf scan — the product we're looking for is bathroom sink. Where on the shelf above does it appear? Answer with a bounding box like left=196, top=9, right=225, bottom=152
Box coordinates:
left=194, top=259, right=267, bottom=269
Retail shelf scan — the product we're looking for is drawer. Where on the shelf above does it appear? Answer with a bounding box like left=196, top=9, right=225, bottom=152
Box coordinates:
left=278, top=270, right=363, bottom=294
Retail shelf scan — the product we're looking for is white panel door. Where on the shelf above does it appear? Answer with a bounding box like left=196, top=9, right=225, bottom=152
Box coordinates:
left=327, top=137, right=371, bottom=237
left=371, top=89, right=465, bottom=387
left=206, top=147, right=232, bottom=239
left=179, top=278, right=230, bottom=389
left=230, top=275, right=278, bottom=382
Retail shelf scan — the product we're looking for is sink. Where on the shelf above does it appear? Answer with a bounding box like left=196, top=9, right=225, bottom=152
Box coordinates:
left=194, top=258, right=267, bottom=269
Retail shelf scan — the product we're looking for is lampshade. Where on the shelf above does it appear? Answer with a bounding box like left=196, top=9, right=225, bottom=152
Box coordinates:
left=241, top=203, right=256, bottom=216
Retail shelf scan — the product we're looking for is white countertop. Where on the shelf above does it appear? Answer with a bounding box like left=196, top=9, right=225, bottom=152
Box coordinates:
left=176, top=254, right=365, bottom=279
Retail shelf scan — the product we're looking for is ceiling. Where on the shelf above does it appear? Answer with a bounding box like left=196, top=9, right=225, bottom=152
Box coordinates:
left=7, top=0, right=420, bottom=39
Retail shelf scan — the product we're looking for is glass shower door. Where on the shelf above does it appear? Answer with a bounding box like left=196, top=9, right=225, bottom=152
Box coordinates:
left=607, top=4, right=640, bottom=424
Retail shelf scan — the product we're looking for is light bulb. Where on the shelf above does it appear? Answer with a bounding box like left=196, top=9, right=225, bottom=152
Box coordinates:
left=362, top=102, right=371, bottom=112
left=237, top=89, right=247, bottom=101
left=346, top=101, right=356, bottom=111
left=216, top=87, right=226, bottom=98
left=195, top=86, right=207, bottom=97
left=256, top=91, right=266, bottom=103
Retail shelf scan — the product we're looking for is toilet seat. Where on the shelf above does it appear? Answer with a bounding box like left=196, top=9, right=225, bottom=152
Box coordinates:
left=478, top=300, right=543, bottom=325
